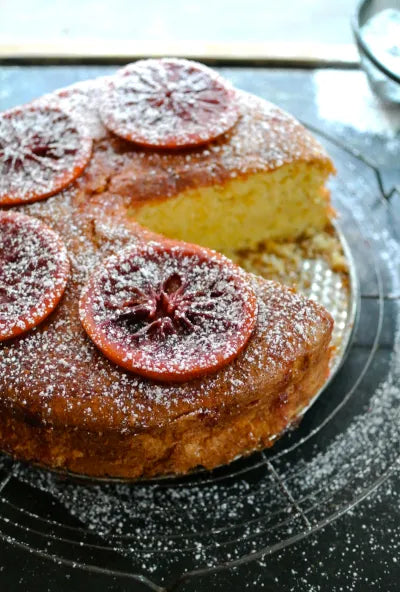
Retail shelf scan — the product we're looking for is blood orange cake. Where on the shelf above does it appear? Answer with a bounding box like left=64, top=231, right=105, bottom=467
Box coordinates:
left=0, top=59, right=334, bottom=478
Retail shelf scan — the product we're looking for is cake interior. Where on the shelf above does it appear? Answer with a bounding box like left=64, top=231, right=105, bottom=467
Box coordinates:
left=129, top=160, right=332, bottom=251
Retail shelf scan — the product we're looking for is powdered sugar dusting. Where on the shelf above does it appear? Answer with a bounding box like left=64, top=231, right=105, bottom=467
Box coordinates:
left=0, top=104, right=92, bottom=204
left=39, top=78, right=110, bottom=141
left=0, top=211, right=70, bottom=340
left=99, top=58, right=239, bottom=148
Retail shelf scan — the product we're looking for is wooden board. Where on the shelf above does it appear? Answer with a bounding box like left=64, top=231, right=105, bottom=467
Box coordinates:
left=0, top=40, right=359, bottom=66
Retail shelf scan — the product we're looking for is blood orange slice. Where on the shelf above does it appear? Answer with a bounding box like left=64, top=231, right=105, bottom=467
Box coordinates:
left=0, top=211, right=70, bottom=341
left=79, top=240, right=257, bottom=382
left=50, top=80, right=109, bottom=140
left=0, top=104, right=92, bottom=205
left=99, top=58, right=239, bottom=148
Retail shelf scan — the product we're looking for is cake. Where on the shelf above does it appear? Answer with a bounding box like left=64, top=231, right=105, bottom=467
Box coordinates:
left=0, top=58, right=334, bottom=478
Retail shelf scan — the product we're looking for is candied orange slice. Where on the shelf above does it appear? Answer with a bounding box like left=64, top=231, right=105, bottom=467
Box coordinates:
left=79, top=240, right=257, bottom=382
left=99, top=58, right=239, bottom=148
left=0, top=211, right=70, bottom=340
left=0, top=104, right=92, bottom=205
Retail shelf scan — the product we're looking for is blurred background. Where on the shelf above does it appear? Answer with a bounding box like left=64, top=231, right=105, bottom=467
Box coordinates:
left=0, top=0, right=359, bottom=64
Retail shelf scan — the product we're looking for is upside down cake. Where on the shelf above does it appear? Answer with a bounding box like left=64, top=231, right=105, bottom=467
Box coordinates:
left=0, top=59, right=334, bottom=478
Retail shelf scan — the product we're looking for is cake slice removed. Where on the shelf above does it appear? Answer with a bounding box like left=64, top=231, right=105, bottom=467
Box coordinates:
left=123, top=91, right=335, bottom=251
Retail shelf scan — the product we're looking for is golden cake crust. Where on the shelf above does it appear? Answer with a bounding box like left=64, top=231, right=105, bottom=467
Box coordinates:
left=0, top=71, right=334, bottom=478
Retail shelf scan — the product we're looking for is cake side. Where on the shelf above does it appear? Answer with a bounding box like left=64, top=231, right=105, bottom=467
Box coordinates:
left=0, top=346, right=330, bottom=478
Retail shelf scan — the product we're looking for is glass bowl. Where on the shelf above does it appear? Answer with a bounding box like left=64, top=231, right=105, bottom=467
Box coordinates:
left=353, top=0, right=400, bottom=103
